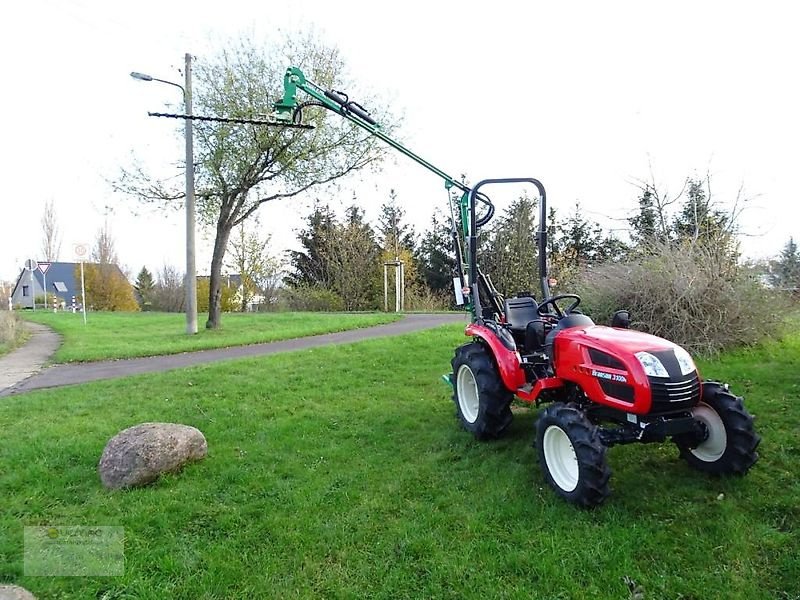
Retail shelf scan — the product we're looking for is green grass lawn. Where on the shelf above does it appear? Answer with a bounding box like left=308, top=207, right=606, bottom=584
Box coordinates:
left=1, top=325, right=798, bottom=599
left=19, top=311, right=402, bottom=363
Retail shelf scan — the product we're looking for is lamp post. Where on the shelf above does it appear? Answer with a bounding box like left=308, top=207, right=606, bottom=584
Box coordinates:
left=130, top=53, right=198, bottom=335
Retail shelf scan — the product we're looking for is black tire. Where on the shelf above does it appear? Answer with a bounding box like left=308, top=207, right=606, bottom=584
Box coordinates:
left=675, top=382, right=760, bottom=475
left=535, top=403, right=611, bottom=508
left=451, top=342, right=513, bottom=440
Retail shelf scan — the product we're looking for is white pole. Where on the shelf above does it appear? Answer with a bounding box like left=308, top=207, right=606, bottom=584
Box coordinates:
left=395, top=263, right=401, bottom=313
left=400, top=261, right=405, bottom=311
left=80, top=260, right=87, bottom=325
left=30, top=268, right=35, bottom=311
left=383, top=265, right=388, bottom=312
left=184, top=52, right=198, bottom=335
left=43, top=270, right=47, bottom=313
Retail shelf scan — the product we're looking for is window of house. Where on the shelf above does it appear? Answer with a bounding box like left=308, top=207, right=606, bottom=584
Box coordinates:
left=22, top=285, right=30, bottom=297
left=54, top=282, right=68, bottom=293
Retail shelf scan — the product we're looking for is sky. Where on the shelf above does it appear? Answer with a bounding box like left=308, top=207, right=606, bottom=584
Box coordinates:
left=1, top=0, right=798, bottom=282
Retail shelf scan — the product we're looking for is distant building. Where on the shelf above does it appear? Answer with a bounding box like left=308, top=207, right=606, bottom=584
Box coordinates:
left=10, top=262, right=127, bottom=309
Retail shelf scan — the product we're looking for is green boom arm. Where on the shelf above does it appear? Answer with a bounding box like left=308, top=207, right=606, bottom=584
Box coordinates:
left=272, top=66, right=505, bottom=318
left=272, top=67, right=470, bottom=195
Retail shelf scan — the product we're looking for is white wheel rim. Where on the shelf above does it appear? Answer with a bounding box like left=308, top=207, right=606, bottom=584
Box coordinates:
left=543, top=425, right=579, bottom=492
left=456, top=364, right=480, bottom=424
left=690, top=402, right=727, bottom=462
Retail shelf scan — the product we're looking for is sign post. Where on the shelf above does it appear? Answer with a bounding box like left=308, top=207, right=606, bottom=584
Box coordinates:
left=38, top=262, right=51, bottom=312
left=24, top=258, right=37, bottom=310
left=73, top=244, right=88, bottom=325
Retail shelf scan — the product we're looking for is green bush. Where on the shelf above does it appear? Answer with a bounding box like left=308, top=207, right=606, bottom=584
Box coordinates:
left=0, top=311, right=24, bottom=352
left=574, top=242, right=787, bottom=355
left=280, top=285, right=345, bottom=312
left=403, top=286, right=452, bottom=311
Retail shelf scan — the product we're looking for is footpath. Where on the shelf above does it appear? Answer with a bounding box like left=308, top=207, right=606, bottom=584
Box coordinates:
left=0, top=313, right=465, bottom=397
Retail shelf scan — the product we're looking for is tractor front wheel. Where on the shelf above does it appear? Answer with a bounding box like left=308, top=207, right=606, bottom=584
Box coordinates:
left=675, top=382, right=760, bottom=475
left=535, top=403, right=611, bottom=508
left=451, top=343, right=513, bottom=440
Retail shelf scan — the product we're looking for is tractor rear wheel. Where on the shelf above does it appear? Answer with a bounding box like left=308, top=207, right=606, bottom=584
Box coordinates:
left=535, top=403, right=611, bottom=508
left=451, top=343, right=513, bottom=440
left=675, top=382, right=760, bottom=475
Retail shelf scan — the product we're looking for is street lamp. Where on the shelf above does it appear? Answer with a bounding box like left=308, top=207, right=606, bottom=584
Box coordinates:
left=130, top=54, right=198, bottom=335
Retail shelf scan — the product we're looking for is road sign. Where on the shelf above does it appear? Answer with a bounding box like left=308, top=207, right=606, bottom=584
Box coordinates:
left=24, top=258, right=37, bottom=271
left=73, top=244, right=88, bottom=260
left=38, top=262, right=51, bottom=274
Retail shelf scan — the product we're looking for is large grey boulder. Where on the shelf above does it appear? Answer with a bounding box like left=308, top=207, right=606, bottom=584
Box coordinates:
left=98, top=423, right=207, bottom=489
left=0, top=585, right=37, bottom=600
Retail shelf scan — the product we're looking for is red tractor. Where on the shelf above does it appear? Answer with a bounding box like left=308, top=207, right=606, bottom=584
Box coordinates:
left=272, top=69, right=760, bottom=508
left=450, top=179, right=760, bottom=507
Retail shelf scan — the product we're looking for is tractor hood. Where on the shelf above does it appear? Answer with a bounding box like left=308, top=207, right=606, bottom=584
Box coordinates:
left=571, top=325, right=679, bottom=354
left=553, top=323, right=699, bottom=414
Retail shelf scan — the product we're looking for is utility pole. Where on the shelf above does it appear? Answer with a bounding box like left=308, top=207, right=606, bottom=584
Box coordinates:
left=184, top=53, right=198, bottom=334
left=131, top=55, right=197, bottom=334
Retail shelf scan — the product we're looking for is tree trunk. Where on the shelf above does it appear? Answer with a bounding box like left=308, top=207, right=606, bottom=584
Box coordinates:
left=206, top=222, right=233, bottom=329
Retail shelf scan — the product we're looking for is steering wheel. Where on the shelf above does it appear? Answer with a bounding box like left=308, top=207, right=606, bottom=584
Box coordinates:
left=537, top=294, right=582, bottom=318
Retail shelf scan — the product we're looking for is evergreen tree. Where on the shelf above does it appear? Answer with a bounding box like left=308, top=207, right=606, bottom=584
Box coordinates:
left=771, top=237, right=800, bottom=291
left=287, top=202, right=382, bottom=310
left=628, top=187, right=659, bottom=248
left=376, top=190, right=420, bottom=308
left=416, top=208, right=457, bottom=295
left=595, top=234, right=629, bottom=263
left=134, top=266, right=155, bottom=310
left=483, top=193, right=539, bottom=296
left=673, top=178, right=729, bottom=242
left=285, top=202, right=337, bottom=288
left=327, top=205, right=382, bottom=310
left=377, top=189, right=416, bottom=256
left=556, top=202, right=606, bottom=268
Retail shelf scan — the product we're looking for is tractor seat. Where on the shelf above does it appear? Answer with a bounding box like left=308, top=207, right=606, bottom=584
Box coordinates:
left=504, top=296, right=539, bottom=334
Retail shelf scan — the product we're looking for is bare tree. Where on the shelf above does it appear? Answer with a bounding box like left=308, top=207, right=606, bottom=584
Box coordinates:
left=117, top=33, right=393, bottom=328
left=0, top=280, right=12, bottom=310
left=628, top=166, right=687, bottom=246
left=91, top=220, right=118, bottom=265
left=150, top=265, right=185, bottom=312
left=225, top=220, right=283, bottom=311
left=79, top=221, right=138, bottom=311
left=40, top=199, right=62, bottom=262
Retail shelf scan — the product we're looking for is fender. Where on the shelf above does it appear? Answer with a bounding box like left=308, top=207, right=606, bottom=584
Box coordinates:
left=465, top=323, right=526, bottom=391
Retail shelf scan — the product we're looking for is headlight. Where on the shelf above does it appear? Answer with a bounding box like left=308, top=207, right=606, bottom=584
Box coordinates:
left=673, top=346, right=697, bottom=376
left=635, top=351, right=669, bottom=377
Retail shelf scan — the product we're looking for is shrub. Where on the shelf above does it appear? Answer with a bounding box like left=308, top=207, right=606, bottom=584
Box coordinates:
left=404, top=286, right=452, bottom=311
left=0, top=311, right=23, bottom=350
left=574, top=242, right=787, bottom=355
left=77, top=264, right=140, bottom=312
left=280, top=285, right=345, bottom=312
left=196, top=278, right=237, bottom=313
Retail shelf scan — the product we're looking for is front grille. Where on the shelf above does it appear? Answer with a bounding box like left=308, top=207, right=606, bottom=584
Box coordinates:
left=648, top=373, right=700, bottom=413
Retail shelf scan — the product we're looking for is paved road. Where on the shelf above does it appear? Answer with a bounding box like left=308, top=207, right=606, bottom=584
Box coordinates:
left=0, top=313, right=466, bottom=397
left=0, top=322, right=61, bottom=393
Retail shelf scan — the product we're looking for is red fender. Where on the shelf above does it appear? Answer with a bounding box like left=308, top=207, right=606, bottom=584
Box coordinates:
left=465, top=323, right=527, bottom=391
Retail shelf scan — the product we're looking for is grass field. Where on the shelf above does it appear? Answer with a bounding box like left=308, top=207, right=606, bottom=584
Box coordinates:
left=1, top=325, right=798, bottom=599
left=19, top=311, right=402, bottom=362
